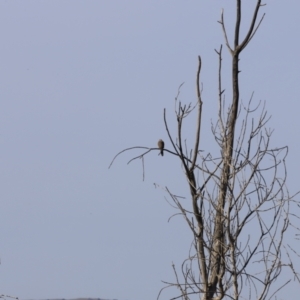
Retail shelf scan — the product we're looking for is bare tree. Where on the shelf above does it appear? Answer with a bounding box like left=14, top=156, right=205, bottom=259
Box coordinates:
left=110, top=1, right=300, bottom=299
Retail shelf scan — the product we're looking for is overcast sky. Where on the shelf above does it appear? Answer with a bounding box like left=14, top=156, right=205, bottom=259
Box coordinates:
left=0, top=1, right=300, bottom=300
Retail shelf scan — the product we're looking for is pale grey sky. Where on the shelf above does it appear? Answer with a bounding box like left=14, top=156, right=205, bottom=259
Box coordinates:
left=0, top=1, right=299, bottom=300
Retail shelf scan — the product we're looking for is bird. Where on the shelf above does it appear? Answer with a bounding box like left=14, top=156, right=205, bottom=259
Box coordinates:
left=157, top=139, right=164, bottom=156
